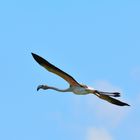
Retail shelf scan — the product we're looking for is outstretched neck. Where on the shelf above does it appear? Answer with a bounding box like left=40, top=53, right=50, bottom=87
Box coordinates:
left=49, top=86, right=71, bottom=92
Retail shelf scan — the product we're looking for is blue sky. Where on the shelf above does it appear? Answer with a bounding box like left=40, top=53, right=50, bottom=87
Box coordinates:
left=0, top=0, right=140, bottom=140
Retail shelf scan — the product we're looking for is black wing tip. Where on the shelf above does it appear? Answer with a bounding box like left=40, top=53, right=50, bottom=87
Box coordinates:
left=31, top=52, right=36, bottom=56
left=113, top=100, right=130, bottom=106
left=122, top=103, right=130, bottom=106
left=118, top=103, right=130, bottom=106
left=31, top=52, right=38, bottom=60
left=31, top=52, right=46, bottom=65
left=31, top=52, right=38, bottom=59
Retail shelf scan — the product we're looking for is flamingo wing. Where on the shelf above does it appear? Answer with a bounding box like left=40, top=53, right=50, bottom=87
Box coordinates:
left=98, top=94, right=130, bottom=106
left=31, top=53, right=80, bottom=86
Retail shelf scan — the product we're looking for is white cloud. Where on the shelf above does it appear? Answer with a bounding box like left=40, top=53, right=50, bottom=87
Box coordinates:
left=92, top=80, right=122, bottom=92
left=86, top=127, right=113, bottom=140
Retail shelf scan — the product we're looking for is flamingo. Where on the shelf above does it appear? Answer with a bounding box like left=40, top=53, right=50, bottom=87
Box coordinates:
left=31, top=53, right=129, bottom=106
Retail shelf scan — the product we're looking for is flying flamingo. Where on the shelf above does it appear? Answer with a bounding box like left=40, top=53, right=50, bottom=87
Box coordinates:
left=31, top=53, right=129, bottom=106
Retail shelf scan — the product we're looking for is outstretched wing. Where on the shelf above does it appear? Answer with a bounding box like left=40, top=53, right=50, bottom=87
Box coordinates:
left=31, top=53, right=81, bottom=86
left=98, top=94, right=130, bottom=106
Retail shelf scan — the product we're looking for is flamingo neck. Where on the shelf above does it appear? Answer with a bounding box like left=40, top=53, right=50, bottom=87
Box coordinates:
left=49, top=86, right=71, bottom=92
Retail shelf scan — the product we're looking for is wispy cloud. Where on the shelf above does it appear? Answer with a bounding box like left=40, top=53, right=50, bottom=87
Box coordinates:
left=131, top=67, right=140, bottom=81
left=86, top=127, right=113, bottom=140
left=85, top=80, right=130, bottom=127
left=92, top=80, right=122, bottom=92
